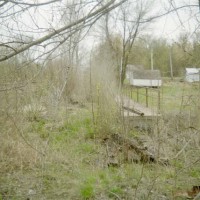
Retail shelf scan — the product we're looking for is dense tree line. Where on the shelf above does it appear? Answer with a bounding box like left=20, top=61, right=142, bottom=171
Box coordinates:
left=93, top=31, right=200, bottom=80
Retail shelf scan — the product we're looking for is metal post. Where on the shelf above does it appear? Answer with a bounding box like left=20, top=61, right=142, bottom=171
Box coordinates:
left=169, top=46, right=173, bottom=80
left=151, top=48, right=154, bottom=70
left=146, top=88, right=148, bottom=107
left=199, top=70, right=200, bottom=90
left=158, top=89, right=161, bottom=111
left=131, top=86, right=132, bottom=99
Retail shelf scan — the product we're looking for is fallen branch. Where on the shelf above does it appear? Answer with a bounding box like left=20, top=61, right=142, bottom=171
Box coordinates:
left=173, top=138, right=192, bottom=159
left=123, top=106, right=144, bottom=116
left=111, top=133, right=169, bottom=165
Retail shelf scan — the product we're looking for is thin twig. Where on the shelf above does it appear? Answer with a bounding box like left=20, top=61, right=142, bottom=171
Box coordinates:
left=134, top=163, right=145, bottom=200
left=172, top=138, right=192, bottom=159
left=108, top=191, right=122, bottom=200
left=9, top=114, right=45, bottom=156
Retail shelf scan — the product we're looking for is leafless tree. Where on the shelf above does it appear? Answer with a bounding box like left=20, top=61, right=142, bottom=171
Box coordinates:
left=103, top=0, right=199, bottom=85
left=0, top=0, right=128, bottom=63
left=104, top=0, right=155, bottom=85
left=0, top=0, right=131, bottom=95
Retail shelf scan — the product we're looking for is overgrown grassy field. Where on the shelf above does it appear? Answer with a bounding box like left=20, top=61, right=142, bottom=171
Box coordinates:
left=1, top=80, right=200, bottom=199
left=124, top=79, right=200, bottom=114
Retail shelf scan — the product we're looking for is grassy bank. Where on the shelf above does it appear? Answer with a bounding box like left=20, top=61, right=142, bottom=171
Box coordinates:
left=1, top=80, right=200, bottom=199
left=124, top=80, right=200, bottom=114
left=1, top=107, right=200, bottom=199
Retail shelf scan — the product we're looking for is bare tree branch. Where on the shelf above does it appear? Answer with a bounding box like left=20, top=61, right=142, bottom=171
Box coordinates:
left=125, top=4, right=199, bottom=24
left=3, top=0, right=60, bottom=7
left=0, top=0, right=128, bottom=62
left=0, top=1, right=8, bottom=8
left=199, top=0, right=200, bottom=12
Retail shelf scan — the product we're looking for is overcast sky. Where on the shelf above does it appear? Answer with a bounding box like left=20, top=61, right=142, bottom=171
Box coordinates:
left=78, top=0, right=199, bottom=58
left=21, top=1, right=200, bottom=42
left=0, top=0, right=199, bottom=64
left=149, top=0, right=199, bottom=41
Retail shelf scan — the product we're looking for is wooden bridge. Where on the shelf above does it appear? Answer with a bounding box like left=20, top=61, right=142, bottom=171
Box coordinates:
left=116, top=95, right=161, bottom=129
left=116, top=96, right=160, bottom=117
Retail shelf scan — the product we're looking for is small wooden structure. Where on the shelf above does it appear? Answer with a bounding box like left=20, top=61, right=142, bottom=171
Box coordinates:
left=185, top=68, right=200, bottom=82
left=116, top=95, right=161, bottom=130
left=126, top=64, right=144, bottom=81
left=116, top=96, right=160, bottom=117
left=126, top=67, right=162, bottom=87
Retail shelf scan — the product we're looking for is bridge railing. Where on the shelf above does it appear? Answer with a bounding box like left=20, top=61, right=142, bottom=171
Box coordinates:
left=123, top=85, right=161, bottom=111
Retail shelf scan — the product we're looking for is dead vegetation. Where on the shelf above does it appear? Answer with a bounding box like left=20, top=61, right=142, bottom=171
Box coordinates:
left=0, top=59, right=200, bottom=200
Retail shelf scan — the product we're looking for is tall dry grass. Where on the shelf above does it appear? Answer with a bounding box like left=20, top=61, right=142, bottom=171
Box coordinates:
left=1, top=50, right=200, bottom=199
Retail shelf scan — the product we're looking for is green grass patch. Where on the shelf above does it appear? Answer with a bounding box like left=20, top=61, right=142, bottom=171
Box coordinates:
left=124, top=81, right=200, bottom=113
left=189, top=168, right=200, bottom=178
left=80, top=176, right=96, bottom=199
left=108, top=186, right=123, bottom=198
left=2, top=98, right=200, bottom=199
left=30, top=119, right=49, bottom=139
left=80, top=184, right=95, bottom=199
left=76, top=143, right=96, bottom=154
